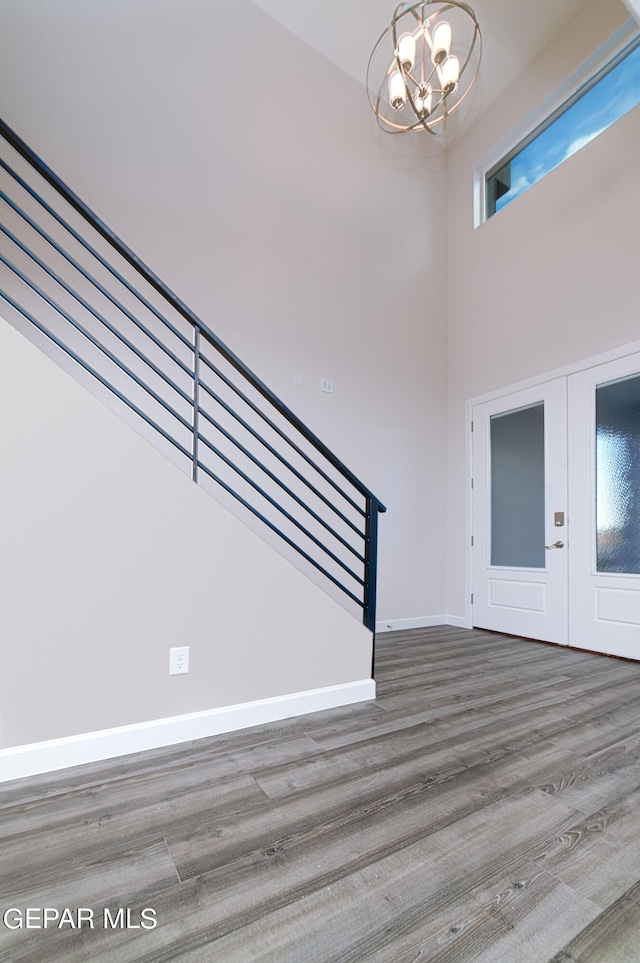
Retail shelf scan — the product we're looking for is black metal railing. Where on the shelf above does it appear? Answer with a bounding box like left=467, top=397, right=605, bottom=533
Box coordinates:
left=0, top=118, right=385, bottom=635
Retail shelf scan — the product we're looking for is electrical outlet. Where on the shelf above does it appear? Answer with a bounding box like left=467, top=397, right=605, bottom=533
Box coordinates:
left=169, top=646, right=189, bottom=675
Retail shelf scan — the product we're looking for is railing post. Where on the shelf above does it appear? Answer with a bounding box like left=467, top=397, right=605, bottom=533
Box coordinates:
left=363, top=496, right=380, bottom=646
left=192, top=326, right=200, bottom=483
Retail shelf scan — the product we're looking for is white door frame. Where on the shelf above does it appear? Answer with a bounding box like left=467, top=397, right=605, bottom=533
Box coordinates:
left=464, top=337, right=640, bottom=631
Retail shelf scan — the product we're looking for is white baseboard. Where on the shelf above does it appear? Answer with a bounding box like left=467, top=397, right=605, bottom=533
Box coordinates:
left=376, top=614, right=470, bottom=632
left=376, top=615, right=448, bottom=632
left=444, top=614, right=470, bottom=628
left=0, top=679, right=375, bottom=784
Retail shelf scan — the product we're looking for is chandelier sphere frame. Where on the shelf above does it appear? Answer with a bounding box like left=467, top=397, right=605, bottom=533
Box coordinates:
left=367, top=1, right=482, bottom=135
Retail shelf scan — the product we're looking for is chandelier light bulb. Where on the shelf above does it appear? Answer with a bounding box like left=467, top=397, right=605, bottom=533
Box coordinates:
left=413, top=84, right=433, bottom=117
left=397, top=31, right=417, bottom=72
left=441, top=54, right=460, bottom=94
left=389, top=70, right=407, bottom=109
left=424, top=83, right=433, bottom=115
left=431, top=20, right=452, bottom=65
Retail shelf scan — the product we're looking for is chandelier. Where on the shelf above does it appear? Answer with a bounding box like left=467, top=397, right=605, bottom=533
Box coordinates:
left=366, top=2, right=481, bottom=135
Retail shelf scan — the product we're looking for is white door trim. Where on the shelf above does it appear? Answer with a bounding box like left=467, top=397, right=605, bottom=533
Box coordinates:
left=464, top=337, right=640, bottom=631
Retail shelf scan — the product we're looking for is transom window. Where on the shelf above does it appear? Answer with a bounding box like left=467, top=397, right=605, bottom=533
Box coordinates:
left=485, top=33, right=640, bottom=219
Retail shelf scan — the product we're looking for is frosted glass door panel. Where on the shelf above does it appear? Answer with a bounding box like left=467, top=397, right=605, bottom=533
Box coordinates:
left=490, top=403, right=545, bottom=568
left=596, top=374, right=640, bottom=574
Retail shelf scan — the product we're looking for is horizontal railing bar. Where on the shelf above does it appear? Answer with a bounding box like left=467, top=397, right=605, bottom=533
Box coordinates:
left=0, top=156, right=193, bottom=352
left=0, top=118, right=385, bottom=511
left=0, top=186, right=194, bottom=377
left=199, top=329, right=387, bottom=509
left=196, top=459, right=364, bottom=608
left=198, top=375, right=365, bottom=539
left=1, top=223, right=193, bottom=407
left=197, top=405, right=365, bottom=563
left=2, top=254, right=193, bottom=434
left=199, top=347, right=366, bottom=518
left=0, top=288, right=192, bottom=462
left=199, top=328, right=384, bottom=509
left=197, top=430, right=364, bottom=586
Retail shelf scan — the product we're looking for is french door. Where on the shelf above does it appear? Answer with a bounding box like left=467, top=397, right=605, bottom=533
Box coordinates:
left=472, top=353, right=640, bottom=658
left=569, top=354, right=640, bottom=659
left=471, top=379, right=568, bottom=644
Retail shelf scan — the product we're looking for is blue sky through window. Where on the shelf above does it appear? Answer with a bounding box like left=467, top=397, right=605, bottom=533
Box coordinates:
left=491, top=40, right=640, bottom=215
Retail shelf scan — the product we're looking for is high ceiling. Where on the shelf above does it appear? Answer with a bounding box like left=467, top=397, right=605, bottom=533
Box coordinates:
left=252, top=0, right=601, bottom=115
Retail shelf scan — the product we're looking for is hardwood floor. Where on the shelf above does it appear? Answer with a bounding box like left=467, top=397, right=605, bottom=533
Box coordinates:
left=3, top=625, right=640, bottom=962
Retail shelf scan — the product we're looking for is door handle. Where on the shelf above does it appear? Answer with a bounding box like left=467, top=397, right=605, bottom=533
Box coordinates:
left=545, top=540, right=564, bottom=549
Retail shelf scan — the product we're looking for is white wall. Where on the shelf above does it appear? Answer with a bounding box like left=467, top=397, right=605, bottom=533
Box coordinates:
left=0, top=0, right=449, bottom=627
left=445, top=0, right=640, bottom=618
left=0, top=316, right=373, bottom=751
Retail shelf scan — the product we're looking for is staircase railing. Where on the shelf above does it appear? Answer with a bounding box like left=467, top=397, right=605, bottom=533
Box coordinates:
left=0, top=118, right=386, bottom=635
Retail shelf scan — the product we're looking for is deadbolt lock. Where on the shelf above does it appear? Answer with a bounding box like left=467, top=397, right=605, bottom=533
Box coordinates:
left=554, top=511, right=565, bottom=527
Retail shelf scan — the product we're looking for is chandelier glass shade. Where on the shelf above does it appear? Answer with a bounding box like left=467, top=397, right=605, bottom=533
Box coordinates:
left=367, top=1, right=481, bottom=134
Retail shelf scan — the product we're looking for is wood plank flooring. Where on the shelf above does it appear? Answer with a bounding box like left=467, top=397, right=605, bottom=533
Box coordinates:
left=3, top=626, right=640, bottom=961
